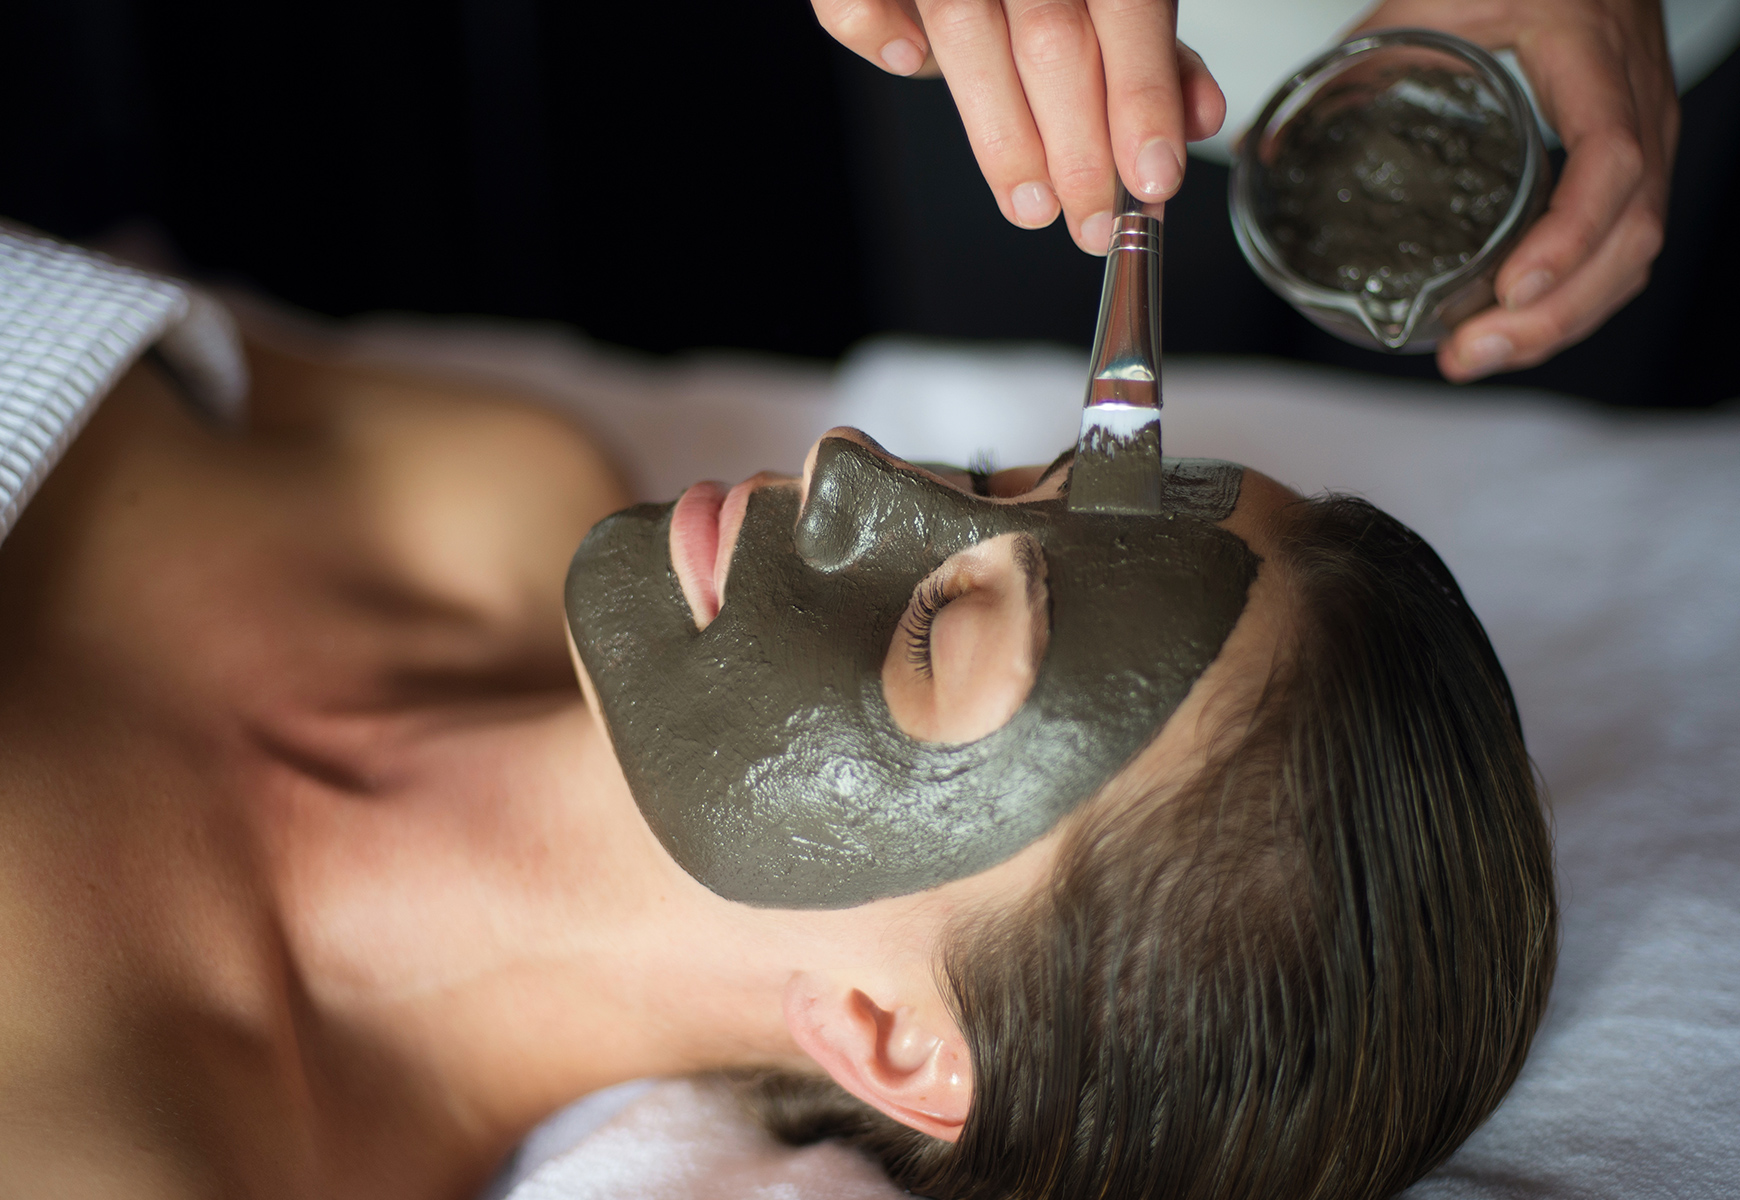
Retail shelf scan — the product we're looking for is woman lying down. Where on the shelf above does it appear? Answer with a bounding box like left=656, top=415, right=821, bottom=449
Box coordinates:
left=0, top=341, right=1556, bottom=1200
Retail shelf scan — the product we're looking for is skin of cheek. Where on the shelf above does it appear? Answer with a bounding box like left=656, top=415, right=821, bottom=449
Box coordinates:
left=932, top=592, right=1035, bottom=739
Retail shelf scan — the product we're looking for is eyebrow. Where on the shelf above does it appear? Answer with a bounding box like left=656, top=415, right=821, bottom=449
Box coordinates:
left=1014, top=534, right=1046, bottom=604
left=1037, top=448, right=1075, bottom=490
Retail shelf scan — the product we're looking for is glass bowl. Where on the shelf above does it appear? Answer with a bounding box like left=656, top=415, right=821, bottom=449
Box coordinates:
left=1230, top=29, right=1549, bottom=353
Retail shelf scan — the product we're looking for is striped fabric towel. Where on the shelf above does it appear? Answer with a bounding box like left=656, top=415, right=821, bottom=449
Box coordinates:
left=0, top=221, right=246, bottom=543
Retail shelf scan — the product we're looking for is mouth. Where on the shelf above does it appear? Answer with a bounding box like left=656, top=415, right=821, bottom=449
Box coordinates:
left=670, top=474, right=769, bottom=628
left=671, top=480, right=725, bottom=626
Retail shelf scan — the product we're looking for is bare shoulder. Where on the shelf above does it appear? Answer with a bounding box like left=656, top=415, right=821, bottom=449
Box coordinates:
left=0, top=361, right=308, bottom=1193
left=0, top=794, right=311, bottom=1199
left=0, top=346, right=625, bottom=1197
left=242, top=339, right=632, bottom=631
left=1, top=345, right=632, bottom=706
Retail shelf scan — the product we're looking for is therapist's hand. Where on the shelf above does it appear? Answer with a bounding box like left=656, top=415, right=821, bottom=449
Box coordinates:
left=812, top=0, right=1227, bottom=253
left=1353, top=0, right=1679, bottom=381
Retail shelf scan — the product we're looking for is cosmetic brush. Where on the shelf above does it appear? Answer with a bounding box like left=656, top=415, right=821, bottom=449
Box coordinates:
left=1067, top=182, right=1164, bottom=515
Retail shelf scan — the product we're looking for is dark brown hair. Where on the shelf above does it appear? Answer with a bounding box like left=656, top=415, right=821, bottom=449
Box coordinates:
left=738, top=494, right=1557, bottom=1200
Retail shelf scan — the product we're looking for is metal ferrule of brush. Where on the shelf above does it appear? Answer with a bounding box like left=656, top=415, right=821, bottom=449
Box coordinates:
left=1069, top=189, right=1164, bottom=515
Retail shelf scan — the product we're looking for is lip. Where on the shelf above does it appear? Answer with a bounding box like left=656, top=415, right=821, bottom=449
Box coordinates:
left=671, top=474, right=776, bottom=628
left=670, top=480, right=725, bottom=626
left=712, top=476, right=763, bottom=610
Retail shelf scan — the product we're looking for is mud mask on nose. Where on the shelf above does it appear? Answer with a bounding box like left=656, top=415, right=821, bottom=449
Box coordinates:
left=565, top=439, right=1257, bottom=908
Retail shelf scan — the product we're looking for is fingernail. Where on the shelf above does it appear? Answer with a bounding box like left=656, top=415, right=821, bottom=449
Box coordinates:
left=1505, top=269, right=1553, bottom=310
left=880, top=38, right=924, bottom=75
left=1459, top=333, right=1514, bottom=380
left=1012, top=181, right=1059, bottom=228
left=1080, top=210, right=1114, bottom=254
left=1135, top=137, right=1183, bottom=199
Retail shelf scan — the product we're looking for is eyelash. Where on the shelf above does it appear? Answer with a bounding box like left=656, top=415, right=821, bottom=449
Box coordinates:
left=904, top=577, right=953, bottom=679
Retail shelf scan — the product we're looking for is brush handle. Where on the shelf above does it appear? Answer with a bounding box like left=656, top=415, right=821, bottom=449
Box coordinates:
left=1083, top=183, right=1163, bottom=410
left=1068, top=182, right=1166, bottom=515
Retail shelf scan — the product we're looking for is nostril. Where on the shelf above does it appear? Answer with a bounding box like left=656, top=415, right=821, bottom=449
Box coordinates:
left=811, top=426, right=893, bottom=465
left=851, top=430, right=893, bottom=458
left=798, top=441, right=822, bottom=512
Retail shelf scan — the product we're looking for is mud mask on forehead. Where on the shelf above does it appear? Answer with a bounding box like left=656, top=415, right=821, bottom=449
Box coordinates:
left=565, top=439, right=1257, bottom=908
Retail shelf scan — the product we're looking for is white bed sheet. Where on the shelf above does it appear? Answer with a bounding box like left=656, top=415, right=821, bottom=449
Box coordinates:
left=304, top=317, right=1738, bottom=1200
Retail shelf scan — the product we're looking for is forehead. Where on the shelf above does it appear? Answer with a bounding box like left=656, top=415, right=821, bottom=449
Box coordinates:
left=1082, top=468, right=1302, bottom=821
left=1212, top=467, right=1300, bottom=561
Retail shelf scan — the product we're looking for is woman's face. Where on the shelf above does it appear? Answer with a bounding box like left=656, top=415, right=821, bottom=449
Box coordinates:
left=565, top=429, right=1258, bottom=909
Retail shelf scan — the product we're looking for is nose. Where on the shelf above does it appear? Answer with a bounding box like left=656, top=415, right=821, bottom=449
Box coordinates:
left=798, top=426, right=900, bottom=511
left=796, top=427, right=941, bottom=573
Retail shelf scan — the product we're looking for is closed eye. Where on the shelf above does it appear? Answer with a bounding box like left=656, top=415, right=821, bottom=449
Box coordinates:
left=883, top=532, right=1050, bottom=743
left=905, top=576, right=953, bottom=678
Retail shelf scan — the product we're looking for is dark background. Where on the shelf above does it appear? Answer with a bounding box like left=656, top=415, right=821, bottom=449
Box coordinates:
left=5, top=0, right=1736, bottom=406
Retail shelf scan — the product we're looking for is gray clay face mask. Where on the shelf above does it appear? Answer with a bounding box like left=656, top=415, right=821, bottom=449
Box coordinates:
left=565, top=439, right=1258, bottom=908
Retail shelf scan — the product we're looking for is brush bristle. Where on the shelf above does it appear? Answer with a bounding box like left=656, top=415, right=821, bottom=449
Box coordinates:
left=1066, top=406, right=1163, bottom=514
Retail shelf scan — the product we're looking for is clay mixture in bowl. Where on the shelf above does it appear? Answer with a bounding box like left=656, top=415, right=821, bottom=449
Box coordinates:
left=1260, top=68, right=1523, bottom=304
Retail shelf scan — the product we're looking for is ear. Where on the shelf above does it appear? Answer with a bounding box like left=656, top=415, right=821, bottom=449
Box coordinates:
left=782, top=971, right=972, bottom=1142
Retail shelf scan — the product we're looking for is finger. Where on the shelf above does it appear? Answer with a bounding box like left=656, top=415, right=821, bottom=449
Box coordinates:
left=1088, top=0, right=1188, bottom=205
left=1348, top=0, right=1514, bottom=46
left=1177, top=41, right=1226, bottom=143
left=1438, top=199, right=1662, bottom=381
left=1005, top=0, right=1117, bottom=250
left=812, top=0, right=932, bottom=76
left=1492, top=23, right=1666, bottom=310
left=918, top=0, right=1062, bottom=230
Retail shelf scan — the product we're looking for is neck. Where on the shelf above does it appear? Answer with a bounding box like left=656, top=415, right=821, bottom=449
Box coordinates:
left=273, top=696, right=844, bottom=1172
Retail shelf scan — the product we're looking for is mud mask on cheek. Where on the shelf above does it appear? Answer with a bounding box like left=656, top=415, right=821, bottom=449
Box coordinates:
left=565, top=440, right=1257, bottom=908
